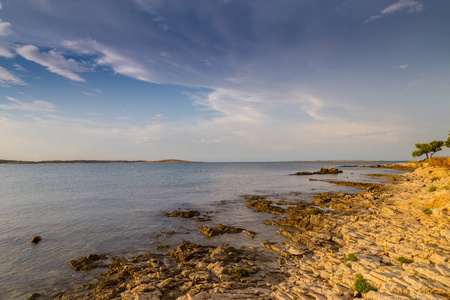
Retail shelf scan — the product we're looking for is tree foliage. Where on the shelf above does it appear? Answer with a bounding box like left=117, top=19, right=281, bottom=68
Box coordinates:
left=412, top=140, right=444, bottom=159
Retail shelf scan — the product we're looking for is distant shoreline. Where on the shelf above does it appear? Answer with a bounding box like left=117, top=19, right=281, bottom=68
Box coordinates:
left=280, top=160, right=387, bottom=162
left=0, top=159, right=202, bottom=165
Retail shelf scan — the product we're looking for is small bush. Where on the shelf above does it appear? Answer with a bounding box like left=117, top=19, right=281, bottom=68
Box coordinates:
left=443, top=185, right=449, bottom=190
left=428, top=186, right=437, bottom=192
left=430, top=176, right=441, bottom=182
left=396, top=256, right=413, bottom=264
left=344, top=253, right=358, bottom=263
left=422, top=208, right=432, bottom=215
left=429, top=157, right=450, bottom=169
left=308, top=207, right=323, bottom=215
left=230, top=266, right=249, bottom=278
left=345, top=263, right=352, bottom=268
left=354, top=274, right=375, bottom=294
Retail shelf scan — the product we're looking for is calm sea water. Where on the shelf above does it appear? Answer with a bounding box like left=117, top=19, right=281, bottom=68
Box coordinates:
left=0, top=161, right=405, bottom=299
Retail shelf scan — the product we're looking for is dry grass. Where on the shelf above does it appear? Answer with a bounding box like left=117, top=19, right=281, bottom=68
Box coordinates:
left=429, top=157, right=450, bottom=169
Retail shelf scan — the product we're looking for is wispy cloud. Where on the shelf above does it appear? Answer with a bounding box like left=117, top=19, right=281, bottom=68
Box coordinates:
left=0, top=96, right=56, bottom=112
left=395, top=64, right=409, bottom=69
left=95, top=44, right=157, bottom=83
left=62, top=40, right=158, bottom=83
left=366, top=0, right=424, bottom=23
left=13, top=64, right=26, bottom=71
left=16, top=45, right=87, bottom=82
left=0, top=66, right=26, bottom=87
left=381, top=0, right=423, bottom=14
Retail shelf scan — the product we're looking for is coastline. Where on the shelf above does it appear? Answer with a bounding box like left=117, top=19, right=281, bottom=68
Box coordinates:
left=0, top=159, right=201, bottom=165
left=28, top=161, right=450, bottom=300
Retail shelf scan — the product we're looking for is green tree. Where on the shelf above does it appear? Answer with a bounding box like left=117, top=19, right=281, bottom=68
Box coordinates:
left=445, top=131, right=450, bottom=148
left=412, top=140, right=444, bottom=159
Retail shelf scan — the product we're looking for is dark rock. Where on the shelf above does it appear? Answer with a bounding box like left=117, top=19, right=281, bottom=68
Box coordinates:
left=30, top=236, right=42, bottom=244
left=290, top=167, right=343, bottom=176
left=69, top=254, right=107, bottom=271
left=164, top=210, right=200, bottom=218
left=27, top=293, right=41, bottom=300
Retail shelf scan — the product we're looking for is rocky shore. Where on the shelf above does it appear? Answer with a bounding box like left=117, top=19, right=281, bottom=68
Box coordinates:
left=34, top=161, right=449, bottom=300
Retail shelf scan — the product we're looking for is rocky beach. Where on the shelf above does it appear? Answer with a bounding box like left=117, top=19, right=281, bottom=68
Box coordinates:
left=29, top=161, right=450, bottom=300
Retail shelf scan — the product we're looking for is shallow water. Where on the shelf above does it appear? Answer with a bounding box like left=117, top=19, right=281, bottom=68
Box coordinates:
left=0, top=161, right=405, bottom=298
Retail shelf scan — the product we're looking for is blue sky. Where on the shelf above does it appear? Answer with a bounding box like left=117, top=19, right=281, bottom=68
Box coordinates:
left=0, top=0, right=449, bottom=161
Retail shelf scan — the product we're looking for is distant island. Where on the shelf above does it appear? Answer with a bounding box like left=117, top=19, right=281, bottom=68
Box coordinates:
left=280, top=160, right=387, bottom=162
left=0, top=159, right=201, bottom=165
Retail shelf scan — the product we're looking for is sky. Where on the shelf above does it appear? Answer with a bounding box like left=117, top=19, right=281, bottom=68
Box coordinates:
left=0, top=0, right=449, bottom=162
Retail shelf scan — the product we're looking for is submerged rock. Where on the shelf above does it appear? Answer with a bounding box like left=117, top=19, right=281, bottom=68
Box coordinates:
left=30, top=236, right=42, bottom=244
left=245, top=196, right=285, bottom=214
left=199, top=224, right=248, bottom=237
left=27, top=293, right=41, bottom=300
left=163, top=210, right=200, bottom=218
left=69, top=254, right=107, bottom=271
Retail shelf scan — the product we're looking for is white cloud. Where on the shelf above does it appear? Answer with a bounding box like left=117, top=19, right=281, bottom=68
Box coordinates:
left=61, top=39, right=97, bottom=55
left=366, top=0, right=424, bottom=23
left=396, top=64, right=409, bottom=69
left=159, top=51, right=168, bottom=57
left=0, top=3, right=3, bottom=10
left=0, top=19, right=14, bottom=58
left=16, top=45, right=86, bottom=82
left=117, top=116, right=132, bottom=120
left=0, top=19, right=12, bottom=37
left=0, top=66, right=26, bottom=87
left=0, top=96, right=56, bottom=112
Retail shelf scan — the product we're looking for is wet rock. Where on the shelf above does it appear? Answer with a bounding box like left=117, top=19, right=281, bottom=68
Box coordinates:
left=68, top=254, right=107, bottom=271
left=164, top=210, right=200, bottom=218
left=27, top=293, right=41, bottom=300
left=199, top=224, right=246, bottom=237
left=30, top=236, right=42, bottom=244
left=291, top=167, right=343, bottom=176
left=192, top=216, right=212, bottom=222
left=246, top=196, right=285, bottom=214
left=199, top=226, right=223, bottom=237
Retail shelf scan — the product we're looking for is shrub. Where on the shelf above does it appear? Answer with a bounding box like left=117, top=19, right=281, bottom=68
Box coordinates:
left=354, top=274, right=375, bottom=294
left=230, top=266, right=249, bottom=278
left=396, top=256, right=413, bottom=264
left=345, top=263, right=352, bottom=268
left=429, top=157, right=450, bottom=169
left=344, top=253, right=358, bottom=263
left=308, top=207, right=323, bottom=215
left=428, top=186, right=437, bottom=192
left=422, top=208, right=432, bottom=215
left=430, top=176, right=441, bottom=182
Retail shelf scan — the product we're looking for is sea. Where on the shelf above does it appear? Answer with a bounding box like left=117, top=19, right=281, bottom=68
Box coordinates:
left=0, top=161, right=407, bottom=299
